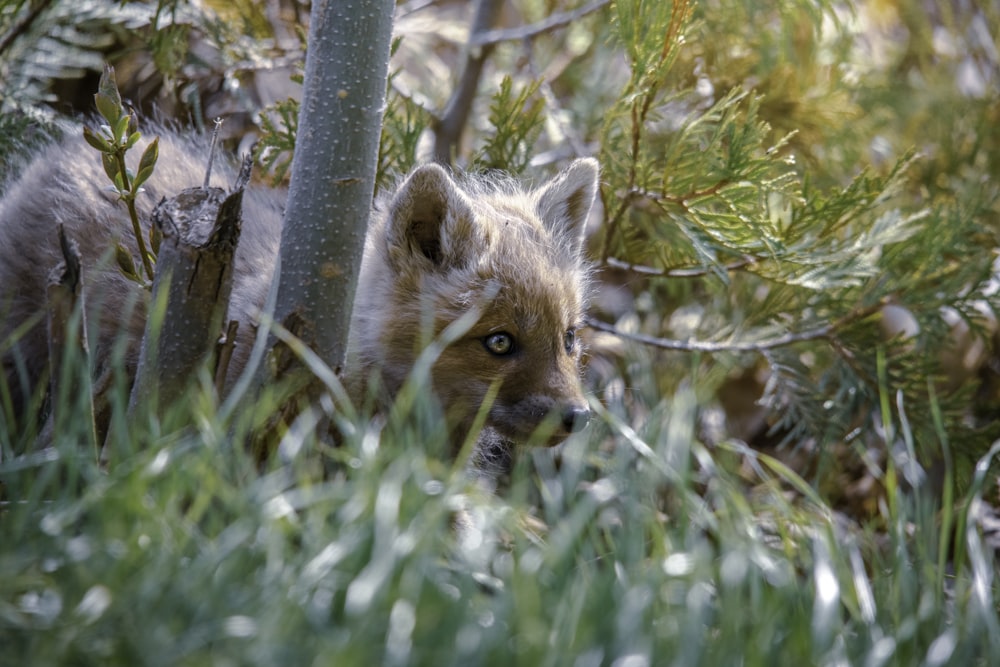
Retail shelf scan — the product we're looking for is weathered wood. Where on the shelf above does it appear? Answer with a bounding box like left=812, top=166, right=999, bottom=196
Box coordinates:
left=127, top=162, right=247, bottom=418
left=45, top=225, right=98, bottom=456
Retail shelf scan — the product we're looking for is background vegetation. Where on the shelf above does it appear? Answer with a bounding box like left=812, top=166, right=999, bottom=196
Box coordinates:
left=2, top=0, right=999, bottom=663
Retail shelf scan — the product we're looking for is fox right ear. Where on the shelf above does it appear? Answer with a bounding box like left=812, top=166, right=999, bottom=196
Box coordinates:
left=535, top=158, right=599, bottom=256
left=386, top=164, right=477, bottom=272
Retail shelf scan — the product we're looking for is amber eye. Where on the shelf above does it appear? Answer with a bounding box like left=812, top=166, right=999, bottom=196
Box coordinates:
left=564, top=329, right=576, bottom=354
left=484, top=332, right=515, bottom=356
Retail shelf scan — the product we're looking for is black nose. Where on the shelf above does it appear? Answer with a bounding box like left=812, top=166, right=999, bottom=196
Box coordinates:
left=562, top=404, right=591, bottom=433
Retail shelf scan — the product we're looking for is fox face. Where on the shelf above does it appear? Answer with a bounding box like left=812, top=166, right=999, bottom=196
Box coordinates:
left=351, top=159, right=599, bottom=450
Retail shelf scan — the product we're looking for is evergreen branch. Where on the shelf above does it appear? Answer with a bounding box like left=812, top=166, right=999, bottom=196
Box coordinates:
left=600, top=189, right=638, bottom=263
left=471, top=76, right=544, bottom=173
left=470, top=0, right=611, bottom=46
left=825, top=333, right=878, bottom=392
left=0, top=0, right=55, bottom=57
left=624, top=180, right=735, bottom=212
left=600, top=0, right=694, bottom=262
left=601, top=177, right=741, bottom=265
left=586, top=299, right=888, bottom=353
left=657, top=181, right=733, bottom=206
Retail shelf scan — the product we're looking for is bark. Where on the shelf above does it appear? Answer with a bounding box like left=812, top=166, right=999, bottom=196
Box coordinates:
left=267, top=0, right=395, bottom=379
left=46, top=225, right=98, bottom=455
left=127, top=172, right=246, bottom=417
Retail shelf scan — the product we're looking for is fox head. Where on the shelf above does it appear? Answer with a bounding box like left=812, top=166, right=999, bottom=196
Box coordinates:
left=356, top=159, right=599, bottom=451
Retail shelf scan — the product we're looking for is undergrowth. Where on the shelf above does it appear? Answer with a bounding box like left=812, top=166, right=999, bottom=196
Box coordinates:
left=2, top=354, right=999, bottom=666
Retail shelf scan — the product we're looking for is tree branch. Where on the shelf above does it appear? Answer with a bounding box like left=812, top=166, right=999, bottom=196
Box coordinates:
left=603, top=255, right=756, bottom=278
left=585, top=299, right=888, bottom=353
left=599, top=0, right=693, bottom=262
left=432, top=0, right=504, bottom=164
left=470, top=0, right=610, bottom=47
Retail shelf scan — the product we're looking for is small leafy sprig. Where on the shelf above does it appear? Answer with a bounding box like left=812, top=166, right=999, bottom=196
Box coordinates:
left=255, top=95, right=300, bottom=187
left=82, top=64, right=159, bottom=284
left=470, top=76, right=544, bottom=175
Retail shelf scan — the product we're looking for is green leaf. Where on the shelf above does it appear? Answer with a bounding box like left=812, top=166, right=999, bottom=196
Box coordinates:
left=95, top=64, right=123, bottom=125
left=133, top=138, right=159, bottom=191
left=149, top=222, right=162, bottom=257
left=101, top=153, right=118, bottom=184
left=114, top=242, right=137, bottom=279
left=82, top=126, right=111, bottom=153
left=113, top=114, right=131, bottom=145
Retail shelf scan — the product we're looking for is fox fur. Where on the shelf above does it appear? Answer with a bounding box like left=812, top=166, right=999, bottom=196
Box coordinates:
left=0, top=126, right=598, bottom=460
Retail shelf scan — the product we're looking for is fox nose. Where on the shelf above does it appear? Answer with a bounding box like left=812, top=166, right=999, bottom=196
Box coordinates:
left=562, top=404, right=591, bottom=433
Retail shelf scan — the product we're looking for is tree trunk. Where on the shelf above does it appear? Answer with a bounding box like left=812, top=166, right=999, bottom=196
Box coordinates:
left=267, top=0, right=395, bottom=379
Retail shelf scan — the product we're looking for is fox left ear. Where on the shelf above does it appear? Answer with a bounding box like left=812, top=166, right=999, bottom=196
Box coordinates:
left=385, top=163, right=478, bottom=273
left=535, top=158, right=599, bottom=254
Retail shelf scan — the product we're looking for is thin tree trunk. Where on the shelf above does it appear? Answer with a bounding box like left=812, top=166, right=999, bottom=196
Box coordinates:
left=267, top=0, right=395, bottom=379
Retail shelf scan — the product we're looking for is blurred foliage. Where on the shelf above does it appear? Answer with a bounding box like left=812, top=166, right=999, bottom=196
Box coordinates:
left=3, top=354, right=1000, bottom=664
left=1, top=0, right=998, bottom=499
left=1, top=0, right=998, bottom=511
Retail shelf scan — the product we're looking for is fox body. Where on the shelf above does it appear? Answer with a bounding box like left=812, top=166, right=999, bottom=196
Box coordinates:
left=0, top=127, right=598, bottom=456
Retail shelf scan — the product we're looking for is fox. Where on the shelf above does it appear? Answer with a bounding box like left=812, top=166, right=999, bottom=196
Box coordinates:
left=0, top=125, right=598, bottom=467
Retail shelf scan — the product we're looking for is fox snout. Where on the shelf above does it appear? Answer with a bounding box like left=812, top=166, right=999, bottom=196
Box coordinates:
left=562, top=402, right=591, bottom=434
left=487, top=389, right=591, bottom=447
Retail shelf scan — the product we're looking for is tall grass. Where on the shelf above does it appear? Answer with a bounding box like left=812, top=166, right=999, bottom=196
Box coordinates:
left=2, top=355, right=999, bottom=666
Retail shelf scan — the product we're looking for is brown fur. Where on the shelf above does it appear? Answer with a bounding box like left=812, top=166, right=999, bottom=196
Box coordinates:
left=0, top=126, right=599, bottom=456
left=350, top=161, right=598, bottom=449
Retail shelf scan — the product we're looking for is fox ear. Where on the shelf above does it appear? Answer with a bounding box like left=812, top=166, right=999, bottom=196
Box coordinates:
left=535, top=158, right=599, bottom=254
left=386, top=163, right=476, bottom=271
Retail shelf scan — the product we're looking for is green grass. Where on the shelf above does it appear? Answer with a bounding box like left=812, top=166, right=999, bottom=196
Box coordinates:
left=2, top=371, right=1000, bottom=666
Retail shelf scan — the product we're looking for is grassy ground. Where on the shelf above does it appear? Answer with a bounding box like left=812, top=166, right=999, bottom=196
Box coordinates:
left=2, top=373, right=1000, bottom=666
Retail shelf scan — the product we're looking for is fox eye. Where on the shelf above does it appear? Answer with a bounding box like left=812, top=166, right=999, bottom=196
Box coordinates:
left=564, top=329, right=576, bottom=354
left=484, top=332, right=515, bottom=356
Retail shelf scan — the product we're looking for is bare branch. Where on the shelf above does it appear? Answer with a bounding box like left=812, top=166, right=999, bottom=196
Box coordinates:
left=432, top=0, right=505, bottom=164
left=523, top=45, right=587, bottom=159
left=603, top=255, right=757, bottom=278
left=585, top=300, right=888, bottom=353
left=397, top=0, right=441, bottom=19
left=585, top=316, right=833, bottom=353
left=470, top=0, right=610, bottom=47
left=204, top=118, right=224, bottom=188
